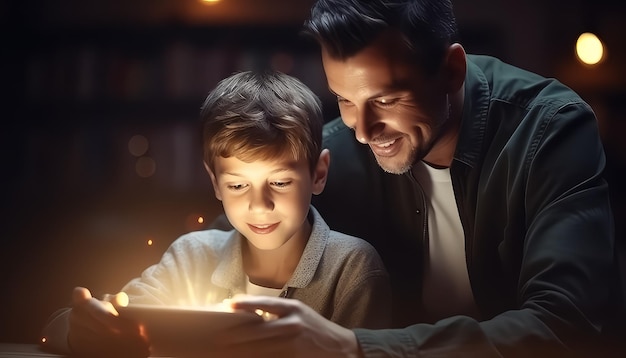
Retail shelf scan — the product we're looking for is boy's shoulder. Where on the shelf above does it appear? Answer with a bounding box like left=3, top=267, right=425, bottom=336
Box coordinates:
left=325, top=230, right=381, bottom=259
left=169, top=229, right=236, bottom=253
left=318, top=230, right=387, bottom=278
left=311, top=206, right=373, bottom=250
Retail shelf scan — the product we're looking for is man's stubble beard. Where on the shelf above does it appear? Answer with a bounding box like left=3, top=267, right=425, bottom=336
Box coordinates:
left=374, top=145, right=420, bottom=175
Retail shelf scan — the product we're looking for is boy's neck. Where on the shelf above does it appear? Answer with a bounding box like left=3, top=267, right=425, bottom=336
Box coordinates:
left=242, top=220, right=311, bottom=289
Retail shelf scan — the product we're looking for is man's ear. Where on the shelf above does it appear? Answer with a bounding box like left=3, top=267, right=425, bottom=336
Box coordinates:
left=203, top=161, right=222, bottom=201
left=443, top=43, right=467, bottom=94
left=312, top=149, right=330, bottom=195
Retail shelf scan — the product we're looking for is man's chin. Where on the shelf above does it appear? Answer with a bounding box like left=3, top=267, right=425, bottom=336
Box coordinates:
left=374, top=155, right=413, bottom=175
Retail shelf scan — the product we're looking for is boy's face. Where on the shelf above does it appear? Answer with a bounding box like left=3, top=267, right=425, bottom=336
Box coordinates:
left=208, top=152, right=329, bottom=250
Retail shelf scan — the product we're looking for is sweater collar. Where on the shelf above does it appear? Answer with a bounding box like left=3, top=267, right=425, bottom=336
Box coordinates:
left=285, top=206, right=329, bottom=288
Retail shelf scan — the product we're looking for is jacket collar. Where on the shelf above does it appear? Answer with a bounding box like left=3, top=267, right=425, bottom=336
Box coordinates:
left=454, top=56, right=490, bottom=169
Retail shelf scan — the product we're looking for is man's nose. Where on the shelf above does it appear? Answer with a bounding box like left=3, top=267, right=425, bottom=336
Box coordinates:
left=352, top=107, right=380, bottom=144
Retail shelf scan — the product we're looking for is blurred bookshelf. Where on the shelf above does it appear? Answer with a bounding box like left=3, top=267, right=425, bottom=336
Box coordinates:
left=9, top=23, right=334, bottom=196
left=18, top=24, right=332, bottom=121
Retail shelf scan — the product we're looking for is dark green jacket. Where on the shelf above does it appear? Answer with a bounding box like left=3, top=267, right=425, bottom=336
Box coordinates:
left=312, top=55, right=620, bottom=357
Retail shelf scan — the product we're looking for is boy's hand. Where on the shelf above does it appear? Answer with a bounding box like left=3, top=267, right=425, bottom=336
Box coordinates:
left=68, top=287, right=149, bottom=358
left=210, top=295, right=361, bottom=358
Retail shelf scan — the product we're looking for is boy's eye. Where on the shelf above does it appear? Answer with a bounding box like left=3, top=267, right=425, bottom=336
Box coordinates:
left=227, top=183, right=248, bottom=191
left=271, top=181, right=291, bottom=188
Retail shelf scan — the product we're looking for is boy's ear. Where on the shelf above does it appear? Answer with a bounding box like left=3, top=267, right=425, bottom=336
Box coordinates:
left=203, top=161, right=222, bottom=201
left=312, top=149, right=330, bottom=195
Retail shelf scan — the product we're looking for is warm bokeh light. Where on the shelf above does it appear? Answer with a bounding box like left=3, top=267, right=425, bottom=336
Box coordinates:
left=136, top=156, right=156, bottom=178
left=576, top=32, right=605, bottom=66
left=41, top=337, right=47, bottom=343
left=147, top=239, right=153, bottom=246
left=185, top=213, right=206, bottom=231
left=128, top=135, right=149, bottom=157
left=117, top=292, right=130, bottom=307
left=139, top=324, right=148, bottom=339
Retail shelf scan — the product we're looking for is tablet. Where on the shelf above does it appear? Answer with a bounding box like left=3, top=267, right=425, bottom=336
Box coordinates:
left=117, top=303, right=264, bottom=357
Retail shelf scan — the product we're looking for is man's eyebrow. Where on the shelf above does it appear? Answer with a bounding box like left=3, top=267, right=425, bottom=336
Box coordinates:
left=329, top=87, right=403, bottom=101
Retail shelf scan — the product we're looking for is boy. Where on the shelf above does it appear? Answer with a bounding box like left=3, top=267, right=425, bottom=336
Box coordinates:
left=41, top=71, right=391, bottom=357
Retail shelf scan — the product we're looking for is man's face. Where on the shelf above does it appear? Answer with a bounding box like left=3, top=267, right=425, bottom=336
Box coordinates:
left=322, top=30, right=451, bottom=174
left=210, top=155, right=315, bottom=251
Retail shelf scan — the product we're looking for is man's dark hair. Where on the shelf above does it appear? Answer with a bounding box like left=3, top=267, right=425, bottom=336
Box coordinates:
left=302, top=0, right=458, bottom=73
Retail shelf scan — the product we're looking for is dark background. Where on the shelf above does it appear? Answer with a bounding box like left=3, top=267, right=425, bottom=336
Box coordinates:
left=1, top=0, right=625, bottom=344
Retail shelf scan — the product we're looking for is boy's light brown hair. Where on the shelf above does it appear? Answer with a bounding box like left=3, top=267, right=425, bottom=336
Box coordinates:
left=200, top=71, right=324, bottom=173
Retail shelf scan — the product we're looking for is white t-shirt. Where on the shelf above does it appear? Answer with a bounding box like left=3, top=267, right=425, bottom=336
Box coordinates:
left=412, top=161, right=480, bottom=322
left=245, top=277, right=283, bottom=297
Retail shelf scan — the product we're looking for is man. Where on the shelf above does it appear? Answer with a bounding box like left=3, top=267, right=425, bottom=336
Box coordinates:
left=213, top=0, right=623, bottom=357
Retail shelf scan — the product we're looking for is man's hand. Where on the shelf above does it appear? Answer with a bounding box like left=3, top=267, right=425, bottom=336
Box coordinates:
left=211, top=295, right=362, bottom=358
left=68, top=287, right=149, bottom=358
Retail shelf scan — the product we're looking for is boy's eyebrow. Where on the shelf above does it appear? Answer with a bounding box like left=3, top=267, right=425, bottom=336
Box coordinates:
left=221, top=167, right=298, bottom=177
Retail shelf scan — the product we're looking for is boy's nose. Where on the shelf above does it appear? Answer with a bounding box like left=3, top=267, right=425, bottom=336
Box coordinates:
left=248, top=189, right=274, bottom=212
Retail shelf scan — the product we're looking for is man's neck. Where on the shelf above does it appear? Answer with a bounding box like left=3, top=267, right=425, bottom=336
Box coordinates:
left=422, top=87, right=464, bottom=168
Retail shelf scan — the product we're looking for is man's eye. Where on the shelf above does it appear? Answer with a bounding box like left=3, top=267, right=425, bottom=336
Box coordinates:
left=374, top=98, right=397, bottom=108
left=337, top=97, right=353, bottom=106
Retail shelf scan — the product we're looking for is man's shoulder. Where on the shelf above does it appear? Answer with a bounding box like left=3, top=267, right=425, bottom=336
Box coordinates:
left=467, top=54, right=584, bottom=109
left=467, top=54, right=547, bottom=86
left=321, top=117, right=372, bottom=164
left=322, top=117, right=351, bottom=141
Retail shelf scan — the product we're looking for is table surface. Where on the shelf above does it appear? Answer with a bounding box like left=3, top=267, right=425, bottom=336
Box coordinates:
left=0, top=343, right=65, bottom=358
left=0, top=343, right=174, bottom=358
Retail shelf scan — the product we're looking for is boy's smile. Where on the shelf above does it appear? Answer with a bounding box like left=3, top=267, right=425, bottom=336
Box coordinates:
left=247, top=222, right=280, bottom=235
